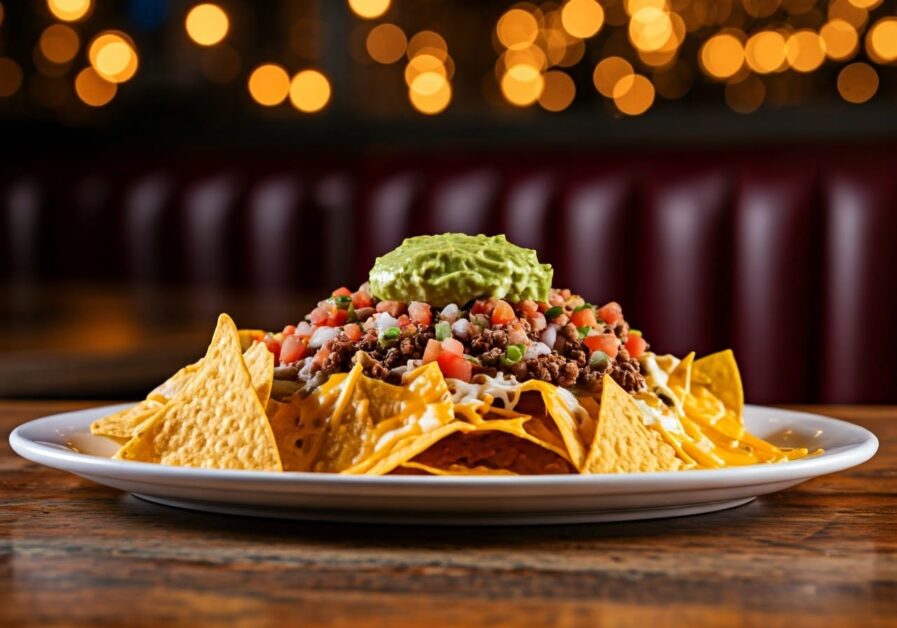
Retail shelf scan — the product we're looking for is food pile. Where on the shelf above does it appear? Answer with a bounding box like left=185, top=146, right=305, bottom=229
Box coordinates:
left=90, top=234, right=816, bottom=474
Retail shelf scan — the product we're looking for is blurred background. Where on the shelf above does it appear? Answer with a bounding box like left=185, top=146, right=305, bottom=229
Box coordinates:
left=1, top=0, right=895, bottom=403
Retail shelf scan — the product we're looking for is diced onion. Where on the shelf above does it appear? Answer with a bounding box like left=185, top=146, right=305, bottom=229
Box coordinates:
left=524, top=342, right=551, bottom=360
left=540, top=324, right=558, bottom=349
left=375, top=312, right=399, bottom=332
left=451, top=318, right=470, bottom=340
left=309, top=326, right=340, bottom=349
left=440, top=303, right=460, bottom=323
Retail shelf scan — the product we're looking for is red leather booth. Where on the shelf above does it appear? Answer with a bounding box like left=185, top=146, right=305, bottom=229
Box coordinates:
left=2, top=147, right=896, bottom=404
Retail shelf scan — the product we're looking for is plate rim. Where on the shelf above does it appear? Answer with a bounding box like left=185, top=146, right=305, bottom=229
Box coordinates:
left=9, top=403, right=879, bottom=494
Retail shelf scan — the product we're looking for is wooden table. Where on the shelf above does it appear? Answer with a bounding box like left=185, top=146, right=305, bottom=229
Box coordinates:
left=2, top=404, right=895, bottom=627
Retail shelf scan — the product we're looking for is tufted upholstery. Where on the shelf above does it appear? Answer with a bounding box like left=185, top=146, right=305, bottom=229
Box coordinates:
left=2, top=148, right=896, bottom=404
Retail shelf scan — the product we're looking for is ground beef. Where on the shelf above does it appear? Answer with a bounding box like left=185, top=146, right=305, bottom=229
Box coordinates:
left=319, top=326, right=435, bottom=382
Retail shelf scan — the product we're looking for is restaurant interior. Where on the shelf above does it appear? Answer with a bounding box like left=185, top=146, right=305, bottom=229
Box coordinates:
left=1, top=0, right=895, bottom=405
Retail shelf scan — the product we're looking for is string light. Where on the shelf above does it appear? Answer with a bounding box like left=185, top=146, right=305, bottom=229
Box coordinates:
left=289, top=70, right=331, bottom=113
left=700, top=33, right=745, bottom=80
left=367, top=23, right=406, bottom=64
left=0, top=57, right=23, bottom=97
left=409, top=73, right=451, bottom=114
left=500, top=63, right=544, bottom=106
left=820, top=19, right=859, bottom=61
left=497, top=9, right=540, bottom=51
left=785, top=30, right=825, bottom=73
left=837, top=62, right=878, bottom=103
left=39, top=24, right=80, bottom=64
left=612, top=73, right=654, bottom=115
left=745, top=31, right=787, bottom=74
left=593, top=56, right=634, bottom=97
left=75, top=67, right=116, bottom=106
left=47, top=0, right=91, bottom=22
left=348, top=0, right=390, bottom=20
left=248, top=64, right=290, bottom=106
left=866, top=18, right=897, bottom=63
left=88, top=32, right=138, bottom=83
left=560, top=0, right=605, bottom=39
left=185, top=4, right=229, bottom=46
left=538, top=70, right=575, bottom=111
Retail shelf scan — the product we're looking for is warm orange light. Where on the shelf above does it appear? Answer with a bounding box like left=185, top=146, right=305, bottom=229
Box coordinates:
left=0, top=57, right=22, bottom=97
left=75, top=67, right=117, bottom=106
left=742, top=0, right=781, bottom=18
left=538, top=70, right=575, bottom=111
left=866, top=18, right=897, bottom=63
left=629, top=7, right=673, bottom=52
left=248, top=64, right=290, bottom=106
left=497, top=8, right=539, bottom=51
left=593, top=56, right=634, bottom=97
left=500, top=64, right=544, bottom=106
left=289, top=70, right=331, bottom=113
left=185, top=4, right=229, bottom=46
left=39, top=24, right=80, bottom=64
left=700, top=33, right=745, bottom=80
left=828, top=0, right=868, bottom=30
left=409, top=73, right=451, bottom=114
left=348, top=0, right=391, bottom=20
left=47, top=0, right=91, bottom=22
left=846, top=0, right=881, bottom=8
left=837, top=62, right=878, bottom=103
left=407, top=31, right=448, bottom=61
left=88, top=32, right=138, bottom=83
left=560, top=0, right=605, bottom=39
left=406, top=54, right=448, bottom=85
left=785, top=30, right=825, bottom=73
left=745, top=31, right=787, bottom=74
left=724, top=75, right=765, bottom=113
left=612, top=74, right=654, bottom=115
left=820, top=19, right=859, bottom=61
left=366, top=23, right=406, bottom=64
left=625, top=0, right=667, bottom=15
left=501, top=46, right=548, bottom=72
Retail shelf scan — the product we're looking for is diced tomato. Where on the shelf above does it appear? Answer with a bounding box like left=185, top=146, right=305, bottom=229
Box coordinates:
left=597, top=301, right=623, bottom=325
left=625, top=334, right=647, bottom=358
left=408, top=302, right=432, bottom=326
left=324, top=308, right=348, bottom=327
left=584, top=333, right=619, bottom=358
left=343, top=323, right=362, bottom=342
left=437, top=350, right=472, bottom=382
left=280, top=334, right=308, bottom=364
left=332, top=286, right=352, bottom=298
left=491, top=300, right=515, bottom=326
left=519, top=300, right=539, bottom=317
left=376, top=300, right=407, bottom=317
left=312, top=346, right=331, bottom=367
left=571, top=307, right=598, bottom=329
left=441, top=337, right=464, bottom=356
left=351, top=291, right=373, bottom=309
left=262, top=333, right=282, bottom=361
left=423, top=338, right=443, bottom=363
left=282, top=324, right=296, bottom=336
left=470, top=299, right=488, bottom=315
left=396, top=314, right=411, bottom=328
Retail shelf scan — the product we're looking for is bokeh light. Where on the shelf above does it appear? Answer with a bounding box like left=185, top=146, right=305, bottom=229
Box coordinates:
left=837, top=62, right=878, bottom=103
left=629, top=7, right=673, bottom=52
left=745, top=31, right=787, bottom=74
left=497, top=8, right=540, bottom=51
left=406, top=54, right=449, bottom=85
left=185, top=4, right=229, bottom=47
left=75, top=67, right=116, bottom=106
left=348, top=0, right=391, bottom=20
left=409, top=73, right=451, bottom=114
left=367, top=23, right=406, bottom=64
left=700, top=33, right=745, bottom=80
left=560, top=0, right=605, bottom=39
left=538, top=70, right=575, bottom=111
left=501, top=63, right=545, bottom=106
left=820, top=19, right=859, bottom=61
left=846, top=0, right=881, bottom=8
left=612, top=73, right=654, bottom=115
left=39, top=24, right=80, bottom=65
left=725, top=74, right=765, bottom=113
left=743, top=0, right=780, bottom=18
left=866, top=18, right=897, bottom=63
left=593, top=56, right=634, bottom=97
left=47, top=0, right=91, bottom=22
left=0, top=57, right=23, bottom=97
left=248, top=64, right=290, bottom=106
left=828, top=0, right=868, bottom=30
left=88, top=32, right=138, bottom=83
left=407, top=31, right=448, bottom=61
left=289, top=69, right=331, bottom=113
left=785, top=30, right=825, bottom=73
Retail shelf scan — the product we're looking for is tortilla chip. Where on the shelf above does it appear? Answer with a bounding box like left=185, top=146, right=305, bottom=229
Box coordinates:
left=114, top=314, right=282, bottom=471
left=517, top=380, right=588, bottom=470
left=398, top=461, right=518, bottom=476
left=668, top=351, right=695, bottom=394
left=692, top=349, right=744, bottom=420
left=583, top=375, right=682, bottom=473
left=90, top=400, right=163, bottom=440
left=243, top=341, right=274, bottom=407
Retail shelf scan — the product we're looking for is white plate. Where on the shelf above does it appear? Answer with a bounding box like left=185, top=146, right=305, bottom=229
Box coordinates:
left=10, top=404, right=878, bottom=525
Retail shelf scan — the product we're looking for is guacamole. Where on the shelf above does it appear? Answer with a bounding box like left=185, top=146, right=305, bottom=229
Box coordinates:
left=368, top=234, right=553, bottom=307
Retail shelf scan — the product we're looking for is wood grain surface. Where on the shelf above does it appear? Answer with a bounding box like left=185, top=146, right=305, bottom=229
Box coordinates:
left=1, top=402, right=895, bottom=628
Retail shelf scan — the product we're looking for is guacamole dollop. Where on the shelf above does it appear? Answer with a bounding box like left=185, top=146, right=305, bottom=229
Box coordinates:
left=369, top=234, right=553, bottom=307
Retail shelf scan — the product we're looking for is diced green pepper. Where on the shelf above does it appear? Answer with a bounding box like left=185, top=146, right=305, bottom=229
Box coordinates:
left=500, top=343, right=526, bottom=366
left=435, top=321, right=452, bottom=341
left=577, top=325, right=591, bottom=339
left=333, top=295, right=352, bottom=309
left=544, top=306, right=563, bottom=320
left=589, top=350, right=609, bottom=369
